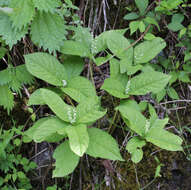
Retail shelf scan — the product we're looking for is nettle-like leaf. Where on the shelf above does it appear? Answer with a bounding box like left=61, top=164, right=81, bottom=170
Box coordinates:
left=0, top=68, right=12, bottom=85
left=0, top=85, right=14, bottom=114
left=28, top=88, right=72, bottom=122
left=10, top=0, right=35, bottom=30
left=61, top=76, right=97, bottom=103
left=126, top=136, right=146, bottom=163
left=65, top=124, right=89, bottom=157
left=53, top=141, right=80, bottom=177
left=25, top=52, right=67, bottom=86
left=32, top=0, right=61, bottom=13
left=0, top=12, right=27, bottom=48
left=86, top=128, right=124, bottom=161
left=134, top=38, right=166, bottom=64
left=146, top=119, right=183, bottom=151
left=31, top=11, right=67, bottom=52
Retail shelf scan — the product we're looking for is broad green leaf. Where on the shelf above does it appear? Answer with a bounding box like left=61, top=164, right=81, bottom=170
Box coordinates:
left=130, top=21, right=140, bottom=35
left=146, top=119, right=183, bottom=151
left=116, top=100, right=146, bottom=136
left=33, top=0, right=62, bottom=13
left=126, top=136, right=146, bottom=153
left=144, top=33, right=156, bottom=40
left=131, top=149, right=144, bottom=163
left=25, top=52, right=67, bottom=86
left=134, top=38, right=166, bottom=64
left=65, top=124, right=89, bottom=157
left=135, top=0, right=148, bottom=15
left=93, top=29, right=129, bottom=54
left=178, top=71, right=190, bottom=82
left=129, top=71, right=171, bottom=95
left=101, top=78, right=129, bottom=99
left=123, top=12, right=139, bottom=20
left=28, top=88, right=72, bottom=122
left=25, top=117, right=64, bottom=142
left=0, top=85, right=14, bottom=114
left=156, top=89, right=166, bottom=102
left=10, top=0, right=35, bottom=30
left=86, top=128, right=124, bottom=161
left=61, top=40, right=91, bottom=57
left=0, top=12, right=27, bottom=48
left=31, top=11, right=67, bottom=52
left=144, top=17, right=160, bottom=30
left=0, top=47, right=7, bottom=59
left=76, top=97, right=106, bottom=124
left=106, top=30, right=133, bottom=61
left=61, top=76, right=96, bottom=103
left=0, top=68, right=12, bottom=85
left=53, top=141, right=80, bottom=177
left=167, top=87, right=179, bottom=100
left=33, top=117, right=67, bottom=142
left=61, top=56, right=84, bottom=79
left=168, top=14, right=184, bottom=31
left=139, top=21, right=145, bottom=32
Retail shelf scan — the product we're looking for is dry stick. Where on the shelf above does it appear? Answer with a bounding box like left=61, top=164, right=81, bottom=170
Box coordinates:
left=160, top=99, right=191, bottom=105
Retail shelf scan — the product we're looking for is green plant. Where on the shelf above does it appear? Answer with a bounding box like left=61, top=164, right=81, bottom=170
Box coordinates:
left=0, top=64, right=34, bottom=113
left=0, top=125, right=36, bottom=189
left=24, top=52, right=124, bottom=177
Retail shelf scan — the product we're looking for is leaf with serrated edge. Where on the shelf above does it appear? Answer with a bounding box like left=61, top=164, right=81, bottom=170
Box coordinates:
left=53, top=141, right=80, bottom=177
left=0, top=12, right=27, bottom=48
left=31, top=11, right=67, bottom=52
left=10, top=0, right=35, bottom=30
left=33, top=0, right=61, bottom=13
left=65, top=124, right=89, bottom=157
left=86, top=128, right=124, bottom=161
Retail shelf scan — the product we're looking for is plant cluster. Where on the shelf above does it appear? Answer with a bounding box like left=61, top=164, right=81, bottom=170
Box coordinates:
left=0, top=0, right=191, bottom=189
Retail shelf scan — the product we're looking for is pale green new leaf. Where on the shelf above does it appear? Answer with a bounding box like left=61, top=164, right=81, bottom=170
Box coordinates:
left=130, top=21, right=140, bottom=35
left=31, top=11, right=67, bottom=52
left=0, top=12, right=27, bottom=48
left=32, top=0, right=61, bottom=13
left=10, top=0, right=35, bottom=30
left=25, top=52, right=67, bottom=86
left=134, top=38, right=166, bottom=64
left=129, top=71, right=171, bottom=95
left=86, top=128, right=124, bottom=161
left=33, top=117, right=67, bottom=142
left=53, top=141, right=80, bottom=177
left=61, top=76, right=96, bottom=103
left=116, top=100, right=146, bottom=136
left=168, top=14, right=184, bottom=32
left=146, top=119, right=183, bottom=151
left=0, top=85, right=14, bottom=114
left=167, top=87, right=179, bottom=100
left=65, top=124, right=89, bottom=157
left=76, top=97, right=106, bottom=124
